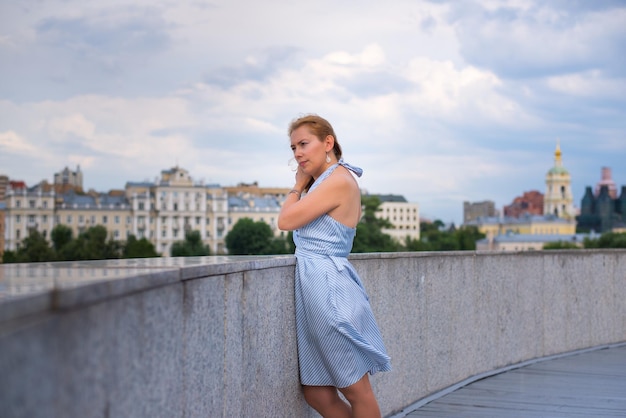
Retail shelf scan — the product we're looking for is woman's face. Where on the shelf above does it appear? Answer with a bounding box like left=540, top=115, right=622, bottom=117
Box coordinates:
left=290, top=125, right=329, bottom=178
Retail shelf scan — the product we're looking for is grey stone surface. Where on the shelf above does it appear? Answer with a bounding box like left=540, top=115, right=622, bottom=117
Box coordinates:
left=1, top=250, right=625, bottom=417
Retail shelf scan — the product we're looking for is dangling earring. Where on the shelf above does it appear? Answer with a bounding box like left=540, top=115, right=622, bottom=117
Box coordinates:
left=326, top=153, right=331, bottom=163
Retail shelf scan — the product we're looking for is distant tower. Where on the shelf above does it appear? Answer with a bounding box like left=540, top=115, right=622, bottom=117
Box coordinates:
left=544, top=140, right=574, bottom=219
left=594, top=167, right=617, bottom=199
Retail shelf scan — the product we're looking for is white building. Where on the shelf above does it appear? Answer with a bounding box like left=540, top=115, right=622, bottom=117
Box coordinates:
left=370, top=194, right=420, bottom=243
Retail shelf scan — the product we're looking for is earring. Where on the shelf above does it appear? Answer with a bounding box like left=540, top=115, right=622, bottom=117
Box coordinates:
left=326, top=153, right=331, bottom=163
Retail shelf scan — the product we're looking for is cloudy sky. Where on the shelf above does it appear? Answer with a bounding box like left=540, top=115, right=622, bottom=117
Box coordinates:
left=1, top=0, right=625, bottom=224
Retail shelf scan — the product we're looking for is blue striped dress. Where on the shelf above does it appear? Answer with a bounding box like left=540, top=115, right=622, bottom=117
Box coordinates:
left=293, top=159, right=392, bottom=388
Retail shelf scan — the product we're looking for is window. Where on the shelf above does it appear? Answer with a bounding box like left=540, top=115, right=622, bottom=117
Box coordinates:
left=138, top=202, right=145, bottom=210
left=29, top=200, right=35, bottom=208
left=43, top=215, right=48, bottom=223
left=115, top=216, right=120, bottom=224
left=67, top=215, right=72, bottom=223
left=102, top=215, right=108, bottom=224
left=43, top=201, right=48, bottom=209
left=15, top=200, right=21, bottom=208
left=28, top=215, right=35, bottom=223
left=91, top=215, right=96, bottom=224
left=16, top=215, right=21, bottom=223
left=127, top=216, right=132, bottom=224
left=162, top=230, right=166, bottom=238
left=16, top=229, right=21, bottom=239
left=114, top=230, right=120, bottom=238
left=79, top=215, right=84, bottom=223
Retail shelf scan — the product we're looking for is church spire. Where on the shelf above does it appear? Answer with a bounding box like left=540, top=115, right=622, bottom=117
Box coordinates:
left=554, top=138, right=562, bottom=167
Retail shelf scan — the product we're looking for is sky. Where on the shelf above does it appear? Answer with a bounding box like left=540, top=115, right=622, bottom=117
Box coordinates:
left=1, top=0, right=625, bottom=225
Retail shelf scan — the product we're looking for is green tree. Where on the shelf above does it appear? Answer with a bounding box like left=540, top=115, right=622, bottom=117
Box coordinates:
left=225, top=218, right=286, bottom=255
left=51, top=224, right=74, bottom=261
left=123, top=235, right=160, bottom=258
left=66, top=225, right=122, bottom=260
left=543, top=241, right=581, bottom=250
left=454, top=226, right=485, bottom=250
left=590, top=232, right=626, bottom=248
left=352, top=195, right=399, bottom=253
left=403, top=236, right=433, bottom=251
left=171, top=230, right=211, bottom=257
left=2, top=230, right=55, bottom=263
left=2, top=250, right=17, bottom=263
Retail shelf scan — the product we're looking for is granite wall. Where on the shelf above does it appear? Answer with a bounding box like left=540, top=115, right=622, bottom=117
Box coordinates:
left=0, top=250, right=624, bottom=417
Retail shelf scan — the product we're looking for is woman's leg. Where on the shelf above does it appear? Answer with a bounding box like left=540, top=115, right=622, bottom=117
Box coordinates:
left=338, top=374, right=381, bottom=418
left=302, top=385, right=351, bottom=418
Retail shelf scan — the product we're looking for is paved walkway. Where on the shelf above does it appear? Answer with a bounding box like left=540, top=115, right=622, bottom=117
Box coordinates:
left=394, top=344, right=626, bottom=418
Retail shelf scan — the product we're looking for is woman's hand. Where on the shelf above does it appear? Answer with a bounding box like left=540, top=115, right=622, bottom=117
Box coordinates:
left=294, top=167, right=312, bottom=192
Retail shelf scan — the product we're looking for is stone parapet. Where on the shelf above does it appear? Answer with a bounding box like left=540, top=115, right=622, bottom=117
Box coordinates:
left=1, top=250, right=625, bottom=417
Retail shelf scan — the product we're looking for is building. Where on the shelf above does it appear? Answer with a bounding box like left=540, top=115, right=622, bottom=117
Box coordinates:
left=544, top=141, right=574, bottom=219
left=2, top=166, right=283, bottom=257
left=0, top=202, right=5, bottom=260
left=476, top=232, right=597, bottom=252
left=225, top=182, right=291, bottom=199
left=466, top=214, right=577, bottom=248
left=595, top=167, right=618, bottom=199
left=577, top=167, right=626, bottom=233
left=228, top=194, right=283, bottom=238
left=463, top=200, right=497, bottom=224
left=3, top=183, right=56, bottom=251
left=54, top=166, right=83, bottom=190
left=503, top=190, right=543, bottom=218
left=370, top=194, right=420, bottom=243
left=0, top=175, right=8, bottom=201
left=125, top=166, right=230, bottom=255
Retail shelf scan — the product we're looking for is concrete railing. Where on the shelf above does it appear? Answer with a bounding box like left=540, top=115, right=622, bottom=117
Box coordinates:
left=1, top=250, right=625, bottom=417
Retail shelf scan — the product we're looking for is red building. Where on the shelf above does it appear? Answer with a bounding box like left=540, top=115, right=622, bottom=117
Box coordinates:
left=504, top=190, right=544, bottom=218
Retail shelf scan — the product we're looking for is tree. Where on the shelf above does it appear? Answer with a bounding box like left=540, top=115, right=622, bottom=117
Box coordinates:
left=454, top=226, right=485, bottom=250
left=543, top=241, right=581, bottom=250
left=123, top=235, right=160, bottom=258
left=2, top=230, right=55, bottom=263
left=171, top=230, right=211, bottom=257
left=51, top=224, right=73, bottom=251
left=352, top=195, right=399, bottom=253
left=66, top=225, right=122, bottom=260
left=586, top=232, right=626, bottom=248
left=2, top=250, right=17, bottom=263
left=225, top=218, right=288, bottom=255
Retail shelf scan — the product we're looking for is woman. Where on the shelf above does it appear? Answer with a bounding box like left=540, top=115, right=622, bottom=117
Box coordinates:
left=278, top=114, right=391, bottom=418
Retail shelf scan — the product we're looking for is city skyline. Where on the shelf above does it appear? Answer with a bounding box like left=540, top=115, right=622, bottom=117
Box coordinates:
left=1, top=0, right=625, bottom=225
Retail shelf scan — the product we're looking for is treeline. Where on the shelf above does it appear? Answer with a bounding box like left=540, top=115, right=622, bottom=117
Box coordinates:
left=2, top=224, right=161, bottom=263
left=2, top=195, right=486, bottom=263
left=543, top=232, right=626, bottom=250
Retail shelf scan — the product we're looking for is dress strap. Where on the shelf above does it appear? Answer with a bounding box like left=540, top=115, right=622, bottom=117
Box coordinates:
left=337, top=158, right=363, bottom=177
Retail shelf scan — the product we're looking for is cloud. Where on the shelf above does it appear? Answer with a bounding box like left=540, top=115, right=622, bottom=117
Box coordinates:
left=0, top=131, right=38, bottom=154
left=1, top=0, right=625, bottom=224
left=445, top=1, right=626, bottom=78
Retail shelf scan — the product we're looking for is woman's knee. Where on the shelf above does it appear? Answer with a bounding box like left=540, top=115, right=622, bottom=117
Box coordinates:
left=302, top=385, right=335, bottom=408
left=338, top=374, right=375, bottom=404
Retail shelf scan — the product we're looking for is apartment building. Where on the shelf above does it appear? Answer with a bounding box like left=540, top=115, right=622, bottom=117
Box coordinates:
left=2, top=166, right=280, bottom=256
left=369, top=194, right=420, bottom=243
